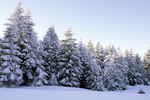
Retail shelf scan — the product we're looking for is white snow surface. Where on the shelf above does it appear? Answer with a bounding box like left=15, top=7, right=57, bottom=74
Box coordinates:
left=0, top=85, right=149, bottom=100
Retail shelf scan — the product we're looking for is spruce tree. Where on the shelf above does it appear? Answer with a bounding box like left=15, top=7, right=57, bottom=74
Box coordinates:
left=94, top=42, right=106, bottom=73
left=0, top=19, right=23, bottom=87
left=57, top=27, right=82, bottom=87
left=86, top=63, right=104, bottom=91
left=135, top=54, right=148, bottom=85
left=87, top=40, right=95, bottom=59
left=40, top=26, right=59, bottom=85
left=21, top=10, right=48, bottom=86
left=0, top=2, right=25, bottom=87
left=78, top=42, right=103, bottom=91
left=125, top=50, right=147, bottom=85
left=78, top=42, right=91, bottom=88
left=104, top=53, right=128, bottom=91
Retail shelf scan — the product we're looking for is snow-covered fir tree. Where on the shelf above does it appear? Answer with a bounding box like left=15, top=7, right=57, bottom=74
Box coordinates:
left=86, top=63, right=104, bottom=91
left=104, top=52, right=128, bottom=91
left=94, top=42, right=106, bottom=72
left=143, top=49, right=150, bottom=81
left=117, top=48, right=129, bottom=76
left=78, top=42, right=103, bottom=91
left=125, top=50, right=147, bottom=85
left=87, top=40, right=95, bottom=59
left=7, top=3, right=48, bottom=86
left=57, top=27, right=82, bottom=87
left=135, top=54, right=148, bottom=85
left=40, top=26, right=59, bottom=85
left=0, top=19, right=23, bottom=87
left=20, top=9, right=48, bottom=86
left=77, top=42, right=90, bottom=88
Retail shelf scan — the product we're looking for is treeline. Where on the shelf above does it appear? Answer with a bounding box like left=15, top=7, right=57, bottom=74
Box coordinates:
left=0, top=2, right=150, bottom=91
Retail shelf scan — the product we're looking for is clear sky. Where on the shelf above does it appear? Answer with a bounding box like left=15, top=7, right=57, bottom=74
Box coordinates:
left=0, top=0, right=150, bottom=57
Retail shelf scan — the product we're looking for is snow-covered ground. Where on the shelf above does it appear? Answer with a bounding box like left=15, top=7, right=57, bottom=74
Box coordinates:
left=0, top=85, right=149, bottom=100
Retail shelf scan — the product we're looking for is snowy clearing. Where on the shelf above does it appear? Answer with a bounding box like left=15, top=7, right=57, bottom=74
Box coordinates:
left=0, top=85, right=150, bottom=100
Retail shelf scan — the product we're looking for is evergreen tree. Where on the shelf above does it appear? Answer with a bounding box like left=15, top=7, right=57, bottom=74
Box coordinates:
left=86, top=63, right=104, bottom=91
left=3, top=2, right=30, bottom=86
left=143, top=49, right=150, bottom=81
left=0, top=19, right=23, bottom=87
left=78, top=42, right=91, bottom=88
left=20, top=10, right=48, bottom=86
left=78, top=42, right=103, bottom=91
left=104, top=53, right=128, bottom=91
left=87, top=40, right=95, bottom=59
left=40, top=26, right=59, bottom=85
left=135, top=54, right=148, bottom=85
left=57, top=27, right=82, bottom=87
left=125, top=50, right=147, bottom=85
left=5, top=3, right=48, bottom=86
left=94, top=42, right=106, bottom=72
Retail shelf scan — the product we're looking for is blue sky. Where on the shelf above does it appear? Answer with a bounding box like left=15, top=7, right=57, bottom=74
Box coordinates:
left=0, top=0, right=150, bottom=57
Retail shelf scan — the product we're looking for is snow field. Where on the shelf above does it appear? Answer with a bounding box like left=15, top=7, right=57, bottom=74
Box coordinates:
left=0, top=85, right=149, bottom=100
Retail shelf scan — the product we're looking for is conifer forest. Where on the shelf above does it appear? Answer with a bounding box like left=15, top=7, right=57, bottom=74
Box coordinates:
left=0, top=2, right=150, bottom=91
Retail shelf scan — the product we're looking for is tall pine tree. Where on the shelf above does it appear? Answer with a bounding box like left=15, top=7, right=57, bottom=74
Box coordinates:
left=57, top=27, right=82, bottom=87
left=104, top=52, right=128, bottom=91
left=87, top=40, right=95, bottom=59
left=94, top=42, right=106, bottom=74
left=20, top=9, right=48, bottom=86
left=78, top=42, right=103, bottom=91
left=40, top=26, right=59, bottom=85
left=125, top=50, right=147, bottom=85
left=0, top=6, right=23, bottom=87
